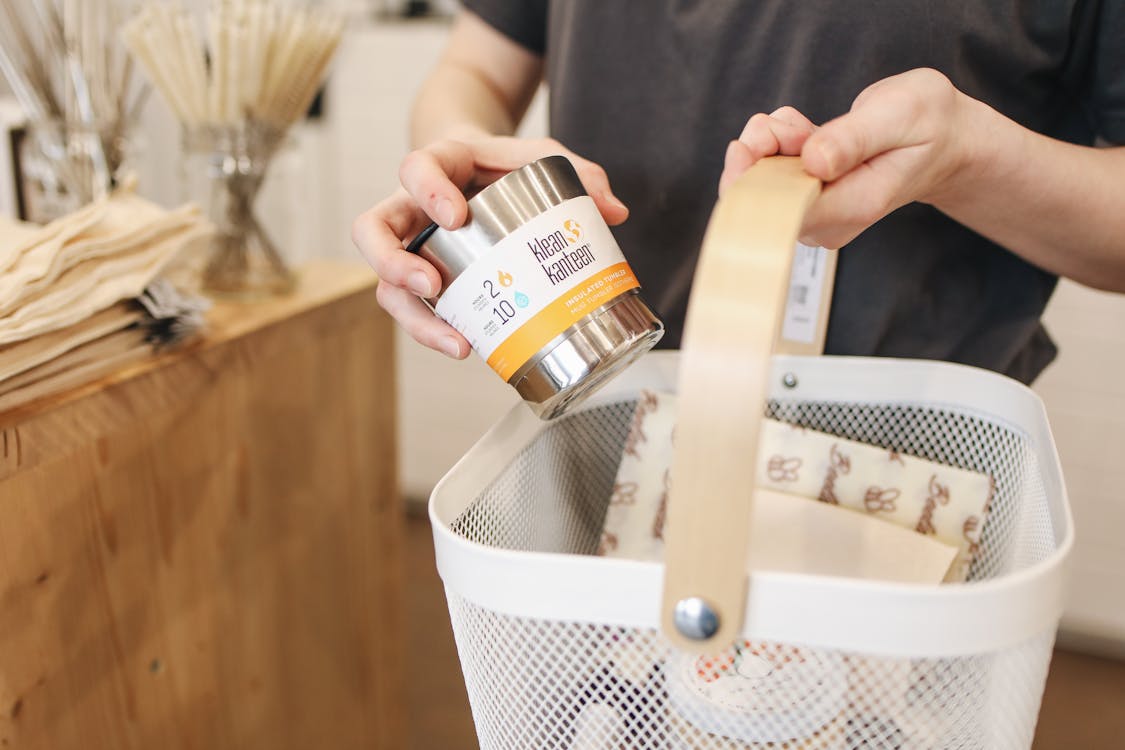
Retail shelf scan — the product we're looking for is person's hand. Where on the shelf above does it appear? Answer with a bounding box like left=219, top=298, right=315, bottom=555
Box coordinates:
left=720, top=68, right=979, bottom=249
left=352, top=136, right=629, bottom=358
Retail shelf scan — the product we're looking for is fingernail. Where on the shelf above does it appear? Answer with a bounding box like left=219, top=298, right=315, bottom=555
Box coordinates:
left=603, top=192, right=627, bottom=212
left=435, top=198, right=456, bottom=228
left=440, top=336, right=462, bottom=358
left=408, top=271, right=434, bottom=297
left=726, top=140, right=752, bottom=169
left=816, top=142, right=838, bottom=175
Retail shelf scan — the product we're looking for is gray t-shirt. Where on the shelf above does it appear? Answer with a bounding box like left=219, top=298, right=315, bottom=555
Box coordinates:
left=462, top=0, right=1125, bottom=383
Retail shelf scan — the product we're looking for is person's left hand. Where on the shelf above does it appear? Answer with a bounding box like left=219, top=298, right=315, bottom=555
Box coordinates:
left=720, top=68, right=981, bottom=249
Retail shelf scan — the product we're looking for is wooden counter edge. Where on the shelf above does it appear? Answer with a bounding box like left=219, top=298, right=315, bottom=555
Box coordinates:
left=0, top=260, right=382, bottom=481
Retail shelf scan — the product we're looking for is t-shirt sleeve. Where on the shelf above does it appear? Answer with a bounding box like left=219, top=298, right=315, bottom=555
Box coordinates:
left=461, top=0, right=549, bottom=56
left=1091, top=0, right=1125, bottom=143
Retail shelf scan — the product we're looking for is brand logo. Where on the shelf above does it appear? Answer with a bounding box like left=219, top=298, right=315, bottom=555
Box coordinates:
left=528, top=218, right=595, bottom=286
left=563, top=219, right=582, bottom=244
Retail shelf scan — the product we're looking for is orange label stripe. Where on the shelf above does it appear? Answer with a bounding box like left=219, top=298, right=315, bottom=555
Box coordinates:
left=487, top=261, right=641, bottom=381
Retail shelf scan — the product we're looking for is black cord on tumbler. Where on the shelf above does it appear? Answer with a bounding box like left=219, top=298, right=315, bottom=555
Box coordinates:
left=405, top=222, right=439, bottom=254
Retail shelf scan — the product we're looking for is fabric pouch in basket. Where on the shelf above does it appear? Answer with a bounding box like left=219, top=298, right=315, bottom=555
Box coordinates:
left=600, top=389, right=995, bottom=583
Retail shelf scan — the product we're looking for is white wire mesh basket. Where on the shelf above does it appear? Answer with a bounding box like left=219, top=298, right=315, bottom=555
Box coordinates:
left=431, top=353, right=1071, bottom=749
left=429, top=159, right=1073, bottom=750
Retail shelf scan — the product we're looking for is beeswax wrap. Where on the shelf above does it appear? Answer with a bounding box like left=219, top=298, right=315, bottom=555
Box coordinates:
left=602, top=390, right=993, bottom=582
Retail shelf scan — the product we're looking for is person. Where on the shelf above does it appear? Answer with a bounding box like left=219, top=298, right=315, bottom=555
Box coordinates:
left=352, top=2, right=1125, bottom=384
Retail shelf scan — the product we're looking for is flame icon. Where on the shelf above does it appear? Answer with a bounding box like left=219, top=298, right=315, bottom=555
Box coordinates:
left=498, top=270, right=513, bottom=287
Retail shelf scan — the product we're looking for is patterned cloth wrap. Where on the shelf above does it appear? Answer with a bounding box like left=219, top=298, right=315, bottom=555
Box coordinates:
left=600, top=390, right=994, bottom=582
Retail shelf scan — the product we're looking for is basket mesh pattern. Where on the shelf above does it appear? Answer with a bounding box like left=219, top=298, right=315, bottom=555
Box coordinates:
left=444, top=397, right=1060, bottom=749
left=446, top=594, right=1054, bottom=750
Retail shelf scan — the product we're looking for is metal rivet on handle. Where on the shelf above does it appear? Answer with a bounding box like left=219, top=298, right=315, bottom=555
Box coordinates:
left=782, top=372, right=798, bottom=389
left=673, top=597, right=720, bottom=641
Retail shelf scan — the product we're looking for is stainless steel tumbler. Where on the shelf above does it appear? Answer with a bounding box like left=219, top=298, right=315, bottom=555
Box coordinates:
left=407, top=155, right=664, bottom=419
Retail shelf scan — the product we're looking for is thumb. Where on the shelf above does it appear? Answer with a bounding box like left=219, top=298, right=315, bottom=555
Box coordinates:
left=801, top=82, right=918, bottom=182
left=802, top=112, right=906, bottom=183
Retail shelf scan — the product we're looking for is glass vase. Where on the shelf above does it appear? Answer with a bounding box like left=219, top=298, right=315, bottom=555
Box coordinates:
left=180, top=122, right=298, bottom=300
left=19, top=117, right=141, bottom=223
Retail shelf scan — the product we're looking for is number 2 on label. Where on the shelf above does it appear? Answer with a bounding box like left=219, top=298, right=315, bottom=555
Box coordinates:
left=483, top=279, right=499, bottom=299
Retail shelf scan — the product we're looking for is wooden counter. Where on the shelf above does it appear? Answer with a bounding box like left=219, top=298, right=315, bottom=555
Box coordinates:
left=0, top=262, right=405, bottom=749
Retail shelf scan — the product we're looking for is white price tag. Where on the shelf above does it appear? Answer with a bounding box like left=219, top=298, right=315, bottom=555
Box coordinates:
left=781, top=243, right=831, bottom=346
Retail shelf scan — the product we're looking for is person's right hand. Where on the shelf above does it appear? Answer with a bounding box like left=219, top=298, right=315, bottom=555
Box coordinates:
left=352, top=136, right=630, bottom=359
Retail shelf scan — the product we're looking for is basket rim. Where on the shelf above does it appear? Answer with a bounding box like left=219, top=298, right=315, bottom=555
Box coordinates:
left=430, top=352, right=1074, bottom=658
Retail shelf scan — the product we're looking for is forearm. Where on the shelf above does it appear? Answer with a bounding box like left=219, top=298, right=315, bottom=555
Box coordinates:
left=937, top=97, right=1125, bottom=292
left=409, top=11, right=543, bottom=149
left=411, top=62, right=520, bottom=146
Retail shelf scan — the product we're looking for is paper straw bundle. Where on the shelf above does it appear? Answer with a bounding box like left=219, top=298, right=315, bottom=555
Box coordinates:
left=121, top=0, right=344, bottom=132
left=120, top=1, right=343, bottom=297
left=0, top=0, right=149, bottom=205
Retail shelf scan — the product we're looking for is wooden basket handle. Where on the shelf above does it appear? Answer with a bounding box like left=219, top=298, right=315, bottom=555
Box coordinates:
left=661, top=156, right=824, bottom=652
